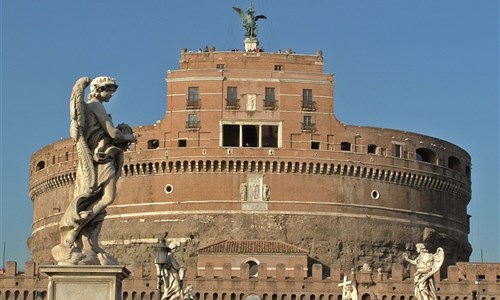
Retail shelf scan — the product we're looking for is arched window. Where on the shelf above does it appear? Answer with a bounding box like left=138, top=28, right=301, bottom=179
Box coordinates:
left=340, top=142, right=351, bottom=151
left=147, top=139, right=160, bottom=149
left=36, top=161, right=45, bottom=171
left=448, top=156, right=461, bottom=171
left=247, top=260, right=259, bottom=277
left=416, top=148, right=437, bottom=164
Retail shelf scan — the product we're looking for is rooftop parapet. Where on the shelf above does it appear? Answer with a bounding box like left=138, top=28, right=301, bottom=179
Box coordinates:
left=178, top=47, right=325, bottom=73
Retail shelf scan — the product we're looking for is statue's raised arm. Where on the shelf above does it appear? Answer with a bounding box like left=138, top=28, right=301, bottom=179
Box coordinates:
left=52, top=76, right=135, bottom=266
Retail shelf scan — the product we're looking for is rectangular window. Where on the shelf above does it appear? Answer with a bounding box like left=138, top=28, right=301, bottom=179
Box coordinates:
left=216, top=64, right=224, bottom=69
left=187, top=87, right=199, bottom=108
left=302, top=116, right=315, bottom=132
left=226, top=86, right=239, bottom=108
left=302, top=89, right=314, bottom=110
left=222, top=123, right=281, bottom=148
left=340, top=142, right=351, bottom=151
left=187, top=113, right=199, bottom=129
left=394, top=144, right=402, bottom=158
left=178, top=139, right=187, bottom=147
left=262, top=125, right=278, bottom=147
left=274, top=65, right=282, bottom=71
left=222, top=124, right=240, bottom=147
left=368, top=144, right=377, bottom=154
left=264, top=87, right=276, bottom=109
left=242, top=125, right=259, bottom=147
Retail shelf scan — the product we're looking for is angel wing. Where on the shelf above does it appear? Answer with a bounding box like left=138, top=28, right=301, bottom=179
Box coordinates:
left=432, top=247, right=445, bottom=272
left=69, top=77, right=97, bottom=195
left=255, top=15, right=267, bottom=21
left=70, top=77, right=90, bottom=141
left=232, top=6, right=244, bottom=19
left=422, top=247, right=445, bottom=282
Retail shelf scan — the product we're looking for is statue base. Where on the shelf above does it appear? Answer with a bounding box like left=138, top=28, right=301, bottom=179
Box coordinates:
left=40, top=265, right=130, bottom=300
left=244, top=38, right=258, bottom=52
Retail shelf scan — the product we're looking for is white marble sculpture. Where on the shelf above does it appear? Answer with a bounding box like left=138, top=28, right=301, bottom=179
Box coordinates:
left=403, top=243, right=444, bottom=300
left=182, top=284, right=196, bottom=300
left=51, top=76, right=136, bottom=265
left=158, top=243, right=185, bottom=300
left=338, top=276, right=358, bottom=300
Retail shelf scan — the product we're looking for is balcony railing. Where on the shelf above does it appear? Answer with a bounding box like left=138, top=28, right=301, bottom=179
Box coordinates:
left=301, top=101, right=316, bottom=111
left=225, top=98, right=240, bottom=109
left=186, top=99, right=201, bottom=109
left=263, top=99, right=277, bottom=110
left=301, top=123, right=316, bottom=132
left=186, top=121, right=200, bottom=130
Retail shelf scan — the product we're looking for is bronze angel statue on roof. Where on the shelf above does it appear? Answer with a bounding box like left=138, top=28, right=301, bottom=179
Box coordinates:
left=51, top=76, right=135, bottom=265
left=233, top=5, right=267, bottom=39
left=403, top=244, right=445, bottom=300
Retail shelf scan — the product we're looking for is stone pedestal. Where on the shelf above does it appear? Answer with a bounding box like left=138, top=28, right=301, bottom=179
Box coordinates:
left=244, top=38, right=258, bottom=52
left=40, top=265, right=130, bottom=300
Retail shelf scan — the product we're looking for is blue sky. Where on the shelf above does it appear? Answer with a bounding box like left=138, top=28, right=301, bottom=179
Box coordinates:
left=1, top=1, right=498, bottom=265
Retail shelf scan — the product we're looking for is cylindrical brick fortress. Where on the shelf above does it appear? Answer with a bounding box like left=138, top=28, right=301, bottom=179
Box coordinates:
left=28, top=49, right=471, bottom=271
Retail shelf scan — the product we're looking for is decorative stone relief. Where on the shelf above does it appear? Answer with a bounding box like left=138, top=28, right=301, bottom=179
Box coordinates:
left=240, top=183, right=247, bottom=201
left=241, top=174, right=269, bottom=211
left=246, top=94, right=257, bottom=111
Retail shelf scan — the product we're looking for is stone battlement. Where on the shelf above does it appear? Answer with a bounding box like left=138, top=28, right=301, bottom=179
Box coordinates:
left=2, top=261, right=499, bottom=299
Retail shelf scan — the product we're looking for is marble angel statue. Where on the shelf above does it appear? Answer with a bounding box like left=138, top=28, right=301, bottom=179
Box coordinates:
left=403, top=243, right=444, bottom=300
left=51, top=76, right=136, bottom=265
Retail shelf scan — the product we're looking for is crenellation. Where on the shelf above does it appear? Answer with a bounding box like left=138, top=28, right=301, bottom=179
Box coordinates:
left=205, top=263, right=215, bottom=279
left=222, top=263, right=232, bottom=280
left=5, top=262, right=17, bottom=277
left=312, top=264, right=323, bottom=282
left=390, top=264, right=403, bottom=281
left=258, top=263, right=268, bottom=281
left=276, top=264, right=286, bottom=281
left=294, top=264, right=305, bottom=280
left=23, top=262, right=36, bottom=277
left=239, top=263, right=249, bottom=279
left=1, top=260, right=499, bottom=297
left=128, top=263, right=143, bottom=278
left=447, top=265, right=459, bottom=282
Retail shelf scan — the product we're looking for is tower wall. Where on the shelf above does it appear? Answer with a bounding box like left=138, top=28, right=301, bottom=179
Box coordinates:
left=28, top=50, right=471, bottom=270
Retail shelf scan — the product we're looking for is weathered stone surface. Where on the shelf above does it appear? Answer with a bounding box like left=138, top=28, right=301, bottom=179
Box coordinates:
left=40, top=265, right=129, bottom=300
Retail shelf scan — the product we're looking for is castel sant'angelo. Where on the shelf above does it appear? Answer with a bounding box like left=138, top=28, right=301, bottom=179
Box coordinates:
left=2, top=5, right=498, bottom=300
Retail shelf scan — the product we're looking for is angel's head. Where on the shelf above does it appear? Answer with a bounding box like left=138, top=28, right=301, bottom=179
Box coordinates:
left=89, top=76, right=118, bottom=102
left=416, top=243, right=427, bottom=253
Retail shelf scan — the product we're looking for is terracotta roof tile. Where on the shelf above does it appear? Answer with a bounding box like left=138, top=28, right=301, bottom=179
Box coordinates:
left=198, top=240, right=309, bottom=254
